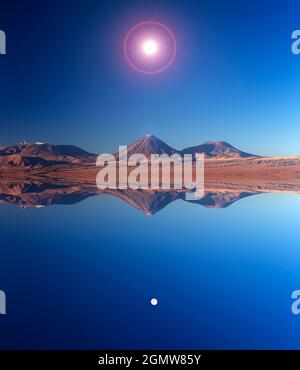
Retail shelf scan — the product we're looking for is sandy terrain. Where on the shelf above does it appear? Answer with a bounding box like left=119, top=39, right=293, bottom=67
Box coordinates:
left=1, top=156, right=300, bottom=212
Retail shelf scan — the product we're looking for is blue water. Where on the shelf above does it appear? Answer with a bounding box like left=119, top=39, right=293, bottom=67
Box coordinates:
left=1, top=193, right=300, bottom=349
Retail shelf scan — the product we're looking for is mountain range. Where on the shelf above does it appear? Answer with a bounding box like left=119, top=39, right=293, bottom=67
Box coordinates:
left=123, top=134, right=258, bottom=158
left=0, top=135, right=258, bottom=169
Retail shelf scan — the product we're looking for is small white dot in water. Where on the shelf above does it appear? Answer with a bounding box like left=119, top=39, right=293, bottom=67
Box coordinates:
left=151, top=298, right=158, bottom=306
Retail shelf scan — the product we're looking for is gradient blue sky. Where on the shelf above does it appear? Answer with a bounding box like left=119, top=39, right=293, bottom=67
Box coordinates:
left=0, top=0, right=300, bottom=156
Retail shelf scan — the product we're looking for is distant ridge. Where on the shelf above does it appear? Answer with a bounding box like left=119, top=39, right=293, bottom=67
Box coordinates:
left=0, top=141, right=95, bottom=158
left=181, top=141, right=258, bottom=158
left=0, top=141, right=96, bottom=168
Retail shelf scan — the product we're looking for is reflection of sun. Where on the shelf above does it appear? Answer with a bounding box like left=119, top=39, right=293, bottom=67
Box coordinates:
left=142, top=39, right=159, bottom=56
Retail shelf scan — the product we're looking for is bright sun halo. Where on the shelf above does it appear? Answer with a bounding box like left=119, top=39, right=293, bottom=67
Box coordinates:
left=142, top=39, right=159, bottom=56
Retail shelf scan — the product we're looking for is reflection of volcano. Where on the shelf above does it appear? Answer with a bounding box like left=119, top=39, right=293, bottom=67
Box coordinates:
left=0, top=177, right=294, bottom=214
left=102, top=189, right=184, bottom=215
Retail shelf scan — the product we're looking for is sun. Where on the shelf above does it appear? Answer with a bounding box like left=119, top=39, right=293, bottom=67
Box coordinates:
left=124, top=20, right=176, bottom=73
left=141, top=39, right=159, bottom=56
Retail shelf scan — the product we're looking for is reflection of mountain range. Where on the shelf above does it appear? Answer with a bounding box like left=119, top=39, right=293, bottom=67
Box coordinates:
left=0, top=177, right=298, bottom=214
left=0, top=178, right=253, bottom=213
left=0, top=135, right=258, bottom=169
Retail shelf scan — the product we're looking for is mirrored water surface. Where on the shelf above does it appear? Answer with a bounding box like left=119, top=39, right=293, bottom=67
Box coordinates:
left=1, top=179, right=300, bottom=349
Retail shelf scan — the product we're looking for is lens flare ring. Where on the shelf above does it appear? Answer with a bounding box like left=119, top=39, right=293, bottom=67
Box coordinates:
left=123, top=20, right=177, bottom=74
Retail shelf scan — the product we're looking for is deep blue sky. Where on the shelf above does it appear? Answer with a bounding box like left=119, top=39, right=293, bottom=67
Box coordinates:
left=0, top=0, right=300, bottom=156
